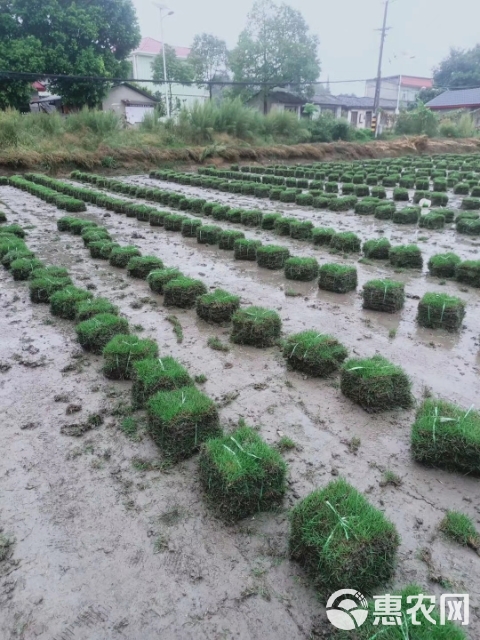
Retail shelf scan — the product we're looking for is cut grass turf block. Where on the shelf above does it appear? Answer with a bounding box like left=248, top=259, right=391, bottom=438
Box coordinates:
left=163, top=277, right=207, bottom=308
left=241, top=209, right=263, bottom=227
left=417, top=292, right=465, bottom=332
left=199, top=425, right=287, bottom=522
left=211, top=204, right=230, bottom=220
left=149, top=211, right=168, bottom=226
left=389, top=244, right=423, bottom=269
left=341, top=354, right=412, bottom=412
left=354, top=197, right=379, bottom=215
left=234, top=239, right=261, bottom=260
left=330, top=231, right=361, bottom=253
left=374, top=202, right=396, bottom=220
left=50, top=286, right=93, bottom=320
left=197, top=224, right=221, bottom=244
left=231, top=306, right=281, bottom=347
left=318, top=264, right=357, bottom=293
left=411, top=398, right=480, bottom=475
left=131, top=356, right=193, bottom=409
left=0, top=211, right=6, bottom=222
left=102, top=334, right=158, bottom=380
left=196, top=288, right=240, bottom=323
left=0, top=235, right=26, bottom=259
left=283, top=331, right=348, bottom=376
left=284, top=257, right=319, bottom=281
left=256, top=245, right=290, bottom=269
left=127, top=256, right=164, bottom=279
left=392, top=206, right=420, bottom=224
left=218, top=230, right=245, bottom=250
left=419, top=212, right=445, bottom=229
left=455, top=260, right=480, bottom=287
left=330, top=584, right=468, bottom=639
left=440, top=511, right=480, bottom=550
left=428, top=252, right=461, bottom=278
left=295, top=193, right=313, bottom=206
left=289, top=220, right=314, bottom=240
left=75, top=297, right=119, bottom=321
left=31, top=266, right=69, bottom=280
left=393, top=187, right=409, bottom=201
left=289, top=478, right=399, bottom=594
left=57, top=216, right=78, bottom=231
left=2, top=224, right=25, bottom=238
left=109, top=246, right=141, bottom=268
left=454, top=182, right=470, bottom=195
left=69, top=219, right=97, bottom=235
left=88, top=241, right=118, bottom=259
left=75, top=313, right=129, bottom=354
left=311, top=227, right=336, bottom=246
left=81, top=230, right=111, bottom=247
left=430, top=192, right=449, bottom=207
left=181, top=218, right=202, bottom=237
left=362, top=238, right=391, bottom=259
left=456, top=217, right=480, bottom=235
left=2, top=248, right=34, bottom=269
left=10, top=258, right=44, bottom=281
left=29, top=276, right=72, bottom=303
left=329, top=196, right=357, bottom=211
left=261, top=213, right=282, bottom=230
left=147, top=386, right=220, bottom=462
left=164, top=214, right=187, bottom=231
left=370, top=186, right=386, bottom=199
left=274, top=216, right=296, bottom=236
left=147, top=268, right=183, bottom=294
left=362, top=279, right=405, bottom=313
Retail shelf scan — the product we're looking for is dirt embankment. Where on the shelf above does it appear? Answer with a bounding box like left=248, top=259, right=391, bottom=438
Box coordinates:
left=1, top=135, right=480, bottom=173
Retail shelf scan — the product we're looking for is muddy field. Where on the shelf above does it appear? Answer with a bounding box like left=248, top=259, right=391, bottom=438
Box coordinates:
left=1, top=173, right=479, bottom=639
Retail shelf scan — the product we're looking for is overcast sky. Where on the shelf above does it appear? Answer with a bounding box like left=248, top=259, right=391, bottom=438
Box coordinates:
left=133, top=0, right=480, bottom=95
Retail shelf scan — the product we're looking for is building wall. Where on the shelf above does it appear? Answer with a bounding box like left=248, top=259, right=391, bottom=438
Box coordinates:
left=247, top=94, right=302, bottom=118
left=365, top=78, right=425, bottom=105
left=102, top=85, right=156, bottom=116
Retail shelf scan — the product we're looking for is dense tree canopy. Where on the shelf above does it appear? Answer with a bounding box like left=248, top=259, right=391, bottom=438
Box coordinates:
left=229, top=0, right=320, bottom=105
left=188, top=34, right=228, bottom=97
left=433, top=45, right=480, bottom=90
left=152, top=45, right=194, bottom=85
left=0, top=0, right=140, bottom=108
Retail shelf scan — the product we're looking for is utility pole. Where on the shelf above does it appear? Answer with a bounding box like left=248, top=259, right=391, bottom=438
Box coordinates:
left=373, top=0, right=390, bottom=138
left=153, top=3, right=174, bottom=118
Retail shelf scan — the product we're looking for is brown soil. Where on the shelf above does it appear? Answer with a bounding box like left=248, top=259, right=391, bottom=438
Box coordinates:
left=2, top=135, right=480, bottom=173
left=0, top=180, right=479, bottom=639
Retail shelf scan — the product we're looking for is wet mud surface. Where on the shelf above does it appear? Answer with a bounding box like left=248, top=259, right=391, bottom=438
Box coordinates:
left=0, top=180, right=479, bottom=639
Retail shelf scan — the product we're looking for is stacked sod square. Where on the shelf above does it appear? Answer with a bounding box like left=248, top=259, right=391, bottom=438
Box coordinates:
left=50, top=286, right=93, bottom=319
left=231, top=307, right=281, bottom=347
left=234, top=239, right=262, bottom=261
left=283, top=331, right=348, bottom=377
left=389, top=244, right=423, bottom=269
left=362, top=279, right=405, bottom=313
left=455, top=260, right=480, bottom=287
left=76, top=314, right=129, bottom=354
left=417, top=292, right=466, bottom=331
left=289, top=478, right=399, bottom=593
left=163, top=277, right=207, bottom=308
left=362, top=238, right=391, bottom=259
left=318, top=264, right=357, bottom=293
left=218, top=230, right=245, bottom=250
left=132, top=356, right=193, bottom=409
left=102, top=335, right=158, bottom=379
left=256, top=245, right=290, bottom=270
left=196, top=289, right=240, bottom=323
left=110, top=246, right=141, bottom=268
left=428, top=253, right=461, bottom=278
left=284, top=257, right=319, bottom=281
left=199, top=424, right=287, bottom=521
left=147, top=386, right=221, bottom=461
left=341, top=355, right=412, bottom=412
left=76, top=298, right=119, bottom=321
left=127, top=256, right=164, bottom=279
left=411, top=399, right=480, bottom=474
left=147, top=268, right=183, bottom=294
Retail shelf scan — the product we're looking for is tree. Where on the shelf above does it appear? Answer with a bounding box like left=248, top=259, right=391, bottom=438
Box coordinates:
left=151, top=45, right=194, bottom=85
left=433, top=45, right=480, bottom=90
left=188, top=34, right=228, bottom=99
left=229, top=0, right=320, bottom=110
left=0, top=0, right=141, bottom=108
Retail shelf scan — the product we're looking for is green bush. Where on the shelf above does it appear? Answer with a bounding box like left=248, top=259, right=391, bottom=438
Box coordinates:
left=218, top=230, right=245, bottom=250
left=283, top=331, right=347, bottom=376
left=131, top=356, right=193, bottom=409
left=147, top=386, right=220, bottom=461
left=312, top=227, right=336, bottom=245
left=147, top=268, right=183, bottom=294
left=428, top=252, right=461, bottom=278
left=76, top=297, right=119, bottom=321
left=362, top=238, right=391, bottom=259
left=257, top=245, right=290, bottom=269
left=392, top=206, right=420, bottom=224
left=163, top=277, right=207, bottom=308
left=318, top=264, right=357, bottom=293
left=284, top=256, right=319, bottom=281
left=234, top=238, right=261, bottom=260
left=389, top=244, right=423, bottom=269
left=109, top=246, right=141, bottom=268
left=50, top=286, right=93, bottom=320
left=411, top=398, right=480, bottom=474
left=231, top=306, right=281, bottom=347
left=455, top=260, right=480, bottom=287
left=103, top=334, right=158, bottom=379
left=196, top=288, right=240, bottom=323
left=330, top=231, right=361, bottom=253
left=199, top=425, right=287, bottom=521
left=10, top=257, right=43, bottom=281
left=341, top=355, right=412, bottom=412
left=289, top=478, right=399, bottom=594
left=197, top=224, right=221, bottom=244
left=75, top=313, right=129, bottom=354
left=127, top=256, right=164, bottom=279
left=417, top=292, right=466, bottom=332
left=362, top=279, right=405, bottom=313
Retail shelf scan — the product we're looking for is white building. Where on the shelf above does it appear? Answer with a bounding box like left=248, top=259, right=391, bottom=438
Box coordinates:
left=364, top=75, right=433, bottom=108
left=128, top=37, right=209, bottom=110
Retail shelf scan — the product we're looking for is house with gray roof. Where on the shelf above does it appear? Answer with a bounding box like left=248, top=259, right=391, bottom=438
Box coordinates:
left=426, top=88, right=480, bottom=127
left=312, top=94, right=398, bottom=131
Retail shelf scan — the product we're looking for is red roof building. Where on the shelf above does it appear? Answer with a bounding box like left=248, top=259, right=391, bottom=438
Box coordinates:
left=132, top=37, right=190, bottom=60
